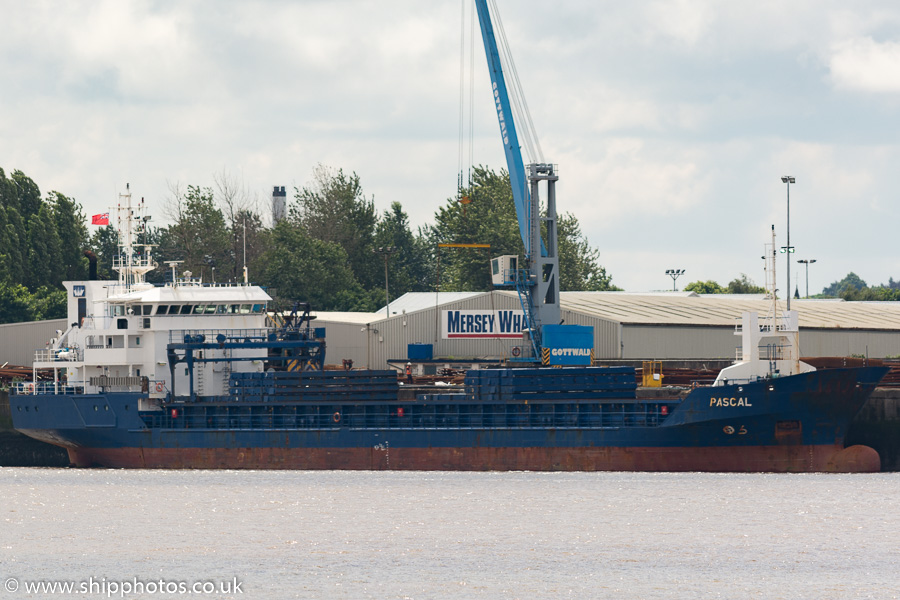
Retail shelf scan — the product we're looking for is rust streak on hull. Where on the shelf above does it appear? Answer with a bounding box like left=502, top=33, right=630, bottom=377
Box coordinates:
left=67, top=444, right=880, bottom=473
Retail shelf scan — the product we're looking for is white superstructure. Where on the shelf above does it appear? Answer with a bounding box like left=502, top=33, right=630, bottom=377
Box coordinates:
left=32, top=185, right=271, bottom=399
left=712, top=226, right=814, bottom=386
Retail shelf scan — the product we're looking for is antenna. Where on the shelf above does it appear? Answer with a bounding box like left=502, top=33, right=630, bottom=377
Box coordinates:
left=164, top=260, right=183, bottom=286
left=112, top=184, right=156, bottom=290
left=242, top=217, right=248, bottom=284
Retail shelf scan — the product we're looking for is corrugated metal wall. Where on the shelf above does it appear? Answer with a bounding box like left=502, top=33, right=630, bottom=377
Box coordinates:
left=317, top=295, right=624, bottom=369
left=622, top=325, right=738, bottom=360
left=559, top=309, right=621, bottom=359
left=358, top=292, right=525, bottom=369
left=800, top=329, right=900, bottom=359
left=621, top=325, right=900, bottom=360
left=0, top=319, right=67, bottom=367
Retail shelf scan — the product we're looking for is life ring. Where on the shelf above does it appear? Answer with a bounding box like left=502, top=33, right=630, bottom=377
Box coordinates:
left=154, top=381, right=164, bottom=393
left=333, top=412, right=341, bottom=423
left=23, top=382, right=34, bottom=395
left=511, top=346, right=521, bottom=357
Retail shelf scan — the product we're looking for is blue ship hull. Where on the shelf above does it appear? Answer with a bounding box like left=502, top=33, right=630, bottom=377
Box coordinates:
left=10, top=366, right=888, bottom=472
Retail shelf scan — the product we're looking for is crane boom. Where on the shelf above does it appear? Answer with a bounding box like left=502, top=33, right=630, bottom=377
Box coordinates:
left=474, top=0, right=560, bottom=359
left=473, top=0, right=530, bottom=254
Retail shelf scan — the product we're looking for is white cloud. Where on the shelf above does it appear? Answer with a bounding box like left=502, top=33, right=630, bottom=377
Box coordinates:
left=642, top=0, right=714, bottom=47
left=829, top=37, right=900, bottom=93
left=5, top=0, right=900, bottom=295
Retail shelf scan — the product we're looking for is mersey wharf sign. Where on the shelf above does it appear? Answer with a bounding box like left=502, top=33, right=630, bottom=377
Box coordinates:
left=442, top=309, right=526, bottom=339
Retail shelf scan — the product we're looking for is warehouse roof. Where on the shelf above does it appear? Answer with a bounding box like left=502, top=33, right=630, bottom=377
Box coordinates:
left=561, top=292, right=900, bottom=330
left=376, top=292, right=486, bottom=316
left=376, top=291, right=900, bottom=331
left=317, top=291, right=900, bottom=332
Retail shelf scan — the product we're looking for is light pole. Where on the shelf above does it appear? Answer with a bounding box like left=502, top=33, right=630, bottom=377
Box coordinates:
left=373, top=246, right=397, bottom=317
left=797, top=259, right=816, bottom=298
left=780, top=176, right=795, bottom=310
left=665, top=269, right=685, bottom=291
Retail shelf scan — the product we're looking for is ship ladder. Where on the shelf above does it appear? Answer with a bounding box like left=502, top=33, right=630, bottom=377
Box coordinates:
left=221, top=347, right=232, bottom=392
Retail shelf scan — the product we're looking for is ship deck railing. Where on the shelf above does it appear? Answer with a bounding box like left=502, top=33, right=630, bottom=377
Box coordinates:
left=141, top=399, right=679, bottom=431
left=168, top=328, right=270, bottom=344
left=710, top=375, right=772, bottom=387
left=11, top=382, right=85, bottom=396
left=33, top=347, right=84, bottom=363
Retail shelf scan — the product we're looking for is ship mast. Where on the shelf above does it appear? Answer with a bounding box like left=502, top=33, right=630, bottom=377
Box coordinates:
left=112, top=183, right=156, bottom=291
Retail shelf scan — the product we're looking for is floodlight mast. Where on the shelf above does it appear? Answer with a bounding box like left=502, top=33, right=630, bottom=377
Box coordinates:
left=780, top=176, right=795, bottom=310
left=666, top=269, right=685, bottom=291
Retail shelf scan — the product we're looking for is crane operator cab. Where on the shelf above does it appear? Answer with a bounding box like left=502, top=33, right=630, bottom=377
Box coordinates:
left=491, top=255, right=519, bottom=286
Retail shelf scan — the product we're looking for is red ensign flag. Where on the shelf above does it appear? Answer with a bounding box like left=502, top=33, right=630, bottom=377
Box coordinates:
left=91, top=213, right=109, bottom=225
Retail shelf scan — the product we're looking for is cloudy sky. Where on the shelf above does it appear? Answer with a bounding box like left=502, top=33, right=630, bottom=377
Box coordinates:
left=3, top=0, right=900, bottom=293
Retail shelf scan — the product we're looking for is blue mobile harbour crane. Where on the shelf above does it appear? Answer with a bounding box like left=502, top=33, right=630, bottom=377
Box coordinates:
left=475, top=0, right=593, bottom=366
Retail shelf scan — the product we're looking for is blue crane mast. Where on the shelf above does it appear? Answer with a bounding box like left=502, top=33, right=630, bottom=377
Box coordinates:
left=474, top=0, right=561, bottom=361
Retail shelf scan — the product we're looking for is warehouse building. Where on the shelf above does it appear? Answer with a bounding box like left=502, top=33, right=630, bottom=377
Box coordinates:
left=313, top=291, right=900, bottom=370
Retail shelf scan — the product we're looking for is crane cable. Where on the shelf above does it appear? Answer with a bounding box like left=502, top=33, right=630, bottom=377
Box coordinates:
left=457, top=0, right=467, bottom=202
left=458, top=0, right=478, bottom=210
left=488, top=0, right=544, bottom=166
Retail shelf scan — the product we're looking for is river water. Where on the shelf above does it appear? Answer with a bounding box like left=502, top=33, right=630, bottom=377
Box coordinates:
left=1, top=469, right=898, bottom=599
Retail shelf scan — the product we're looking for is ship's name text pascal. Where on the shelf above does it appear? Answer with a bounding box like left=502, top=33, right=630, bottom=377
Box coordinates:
left=710, top=397, right=753, bottom=407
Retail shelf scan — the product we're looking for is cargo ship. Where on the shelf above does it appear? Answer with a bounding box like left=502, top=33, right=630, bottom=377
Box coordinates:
left=9, top=189, right=888, bottom=472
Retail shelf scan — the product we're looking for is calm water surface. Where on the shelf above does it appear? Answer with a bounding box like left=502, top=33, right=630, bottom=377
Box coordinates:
left=1, top=469, right=898, bottom=599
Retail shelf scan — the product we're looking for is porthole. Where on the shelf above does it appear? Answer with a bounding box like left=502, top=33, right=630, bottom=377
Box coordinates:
left=94, top=405, right=99, bottom=411
left=104, top=405, right=109, bottom=411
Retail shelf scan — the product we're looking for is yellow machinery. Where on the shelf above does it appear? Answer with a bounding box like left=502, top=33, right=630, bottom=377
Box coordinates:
left=642, top=361, right=664, bottom=387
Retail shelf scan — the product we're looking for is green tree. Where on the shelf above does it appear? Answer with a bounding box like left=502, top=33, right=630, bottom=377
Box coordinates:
left=158, top=185, right=231, bottom=280
left=29, top=286, right=67, bottom=320
left=11, top=170, right=41, bottom=219
left=25, top=204, right=63, bottom=289
left=48, top=191, right=89, bottom=281
left=88, top=225, right=119, bottom=280
left=430, top=166, right=616, bottom=292
left=213, top=169, right=262, bottom=282
left=684, top=280, right=727, bottom=294
left=822, top=272, right=868, bottom=297
left=0, top=168, right=18, bottom=211
left=557, top=213, right=618, bottom=291
left=372, top=202, right=433, bottom=300
left=726, top=274, right=766, bottom=294
left=4, top=208, right=26, bottom=284
left=0, top=281, right=34, bottom=324
left=263, top=221, right=374, bottom=311
left=233, top=209, right=267, bottom=285
left=0, top=282, right=65, bottom=324
left=290, top=165, right=380, bottom=289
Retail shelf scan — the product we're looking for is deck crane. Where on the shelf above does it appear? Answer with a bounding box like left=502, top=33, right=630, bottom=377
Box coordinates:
left=474, top=0, right=592, bottom=365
